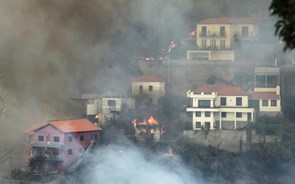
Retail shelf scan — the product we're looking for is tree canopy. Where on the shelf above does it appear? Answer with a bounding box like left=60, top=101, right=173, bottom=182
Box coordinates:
left=270, top=0, right=295, bottom=50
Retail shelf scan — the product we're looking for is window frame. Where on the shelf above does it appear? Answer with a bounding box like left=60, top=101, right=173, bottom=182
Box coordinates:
left=80, top=135, right=84, bottom=141
left=196, top=122, right=202, bottom=129
left=205, top=112, right=211, bottom=117
left=271, top=100, right=277, bottom=107
left=220, top=97, right=227, bottom=106
left=148, top=85, right=153, bottom=92
left=67, top=149, right=73, bottom=155
left=262, top=100, right=268, bottom=106
left=68, top=136, right=73, bottom=142
left=53, top=136, right=60, bottom=142
left=221, top=112, right=227, bottom=118
left=236, top=97, right=242, bottom=106
left=236, top=112, right=242, bottom=118
left=198, top=100, right=210, bottom=108
left=38, top=135, right=44, bottom=141
left=196, top=112, right=201, bottom=117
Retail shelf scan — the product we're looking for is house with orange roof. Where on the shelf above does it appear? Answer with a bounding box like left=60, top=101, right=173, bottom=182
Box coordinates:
left=249, top=66, right=281, bottom=115
left=22, top=119, right=101, bottom=171
left=187, top=17, right=259, bottom=61
left=131, top=75, right=165, bottom=108
left=186, top=84, right=254, bottom=130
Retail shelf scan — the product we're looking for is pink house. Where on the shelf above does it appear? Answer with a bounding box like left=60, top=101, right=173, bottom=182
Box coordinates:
left=22, top=119, right=101, bottom=171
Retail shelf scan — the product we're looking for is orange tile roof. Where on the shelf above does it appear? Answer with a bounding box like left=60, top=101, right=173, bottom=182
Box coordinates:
left=24, top=122, right=49, bottom=134
left=195, top=84, right=247, bottom=96
left=198, top=17, right=256, bottom=24
left=24, top=119, right=101, bottom=134
left=50, top=119, right=101, bottom=133
left=249, top=92, right=279, bottom=100
left=132, top=75, right=165, bottom=82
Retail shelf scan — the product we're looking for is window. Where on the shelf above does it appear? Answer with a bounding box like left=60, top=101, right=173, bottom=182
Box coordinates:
left=201, top=26, right=207, bottom=37
left=67, top=149, right=72, bottom=155
left=54, top=136, right=60, bottom=142
left=107, top=100, right=116, bottom=106
left=139, top=85, right=143, bottom=94
left=95, top=134, right=98, bottom=140
left=220, top=40, right=226, bottom=49
left=220, top=97, right=226, bottom=106
left=236, top=97, right=242, bottom=106
left=196, top=112, right=201, bottom=117
left=221, top=112, right=227, bottom=118
left=241, top=26, right=249, bottom=37
left=198, top=100, right=210, bottom=108
left=68, top=136, right=73, bottom=142
left=220, top=26, right=225, bottom=37
left=196, top=122, right=201, bottom=128
left=201, top=40, right=207, bottom=48
left=205, top=112, right=211, bottom=117
left=36, top=148, right=43, bottom=155
left=38, top=136, right=44, bottom=141
left=205, top=122, right=210, bottom=129
left=148, top=85, right=153, bottom=92
left=53, top=148, right=59, bottom=155
left=80, top=135, right=84, bottom=141
left=210, top=39, right=216, bottom=48
left=262, top=100, right=268, bottom=106
left=236, top=112, right=242, bottom=118
left=271, top=100, right=277, bottom=106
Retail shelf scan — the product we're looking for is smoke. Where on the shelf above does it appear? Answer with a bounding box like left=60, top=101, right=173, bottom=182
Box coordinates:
left=0, top=0, right=284, bottom=175
left=63, top=142, right=204, bottom=184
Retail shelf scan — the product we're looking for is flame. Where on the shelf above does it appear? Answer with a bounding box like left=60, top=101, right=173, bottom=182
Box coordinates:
left=148, top=116, right=158, bottom=125
left=150, top=129, right=155, bottom=134
left=139, top=120, right=148, bottom=126
left=132, top=119, right=137, bottom=129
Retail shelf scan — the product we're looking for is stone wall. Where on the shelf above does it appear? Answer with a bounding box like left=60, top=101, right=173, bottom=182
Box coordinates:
left=183, top=129, right=280, bottom=152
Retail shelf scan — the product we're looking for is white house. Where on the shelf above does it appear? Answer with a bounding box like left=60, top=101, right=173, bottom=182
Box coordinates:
left=249, top=66, right=281, bottom=115
left=71, top=92, right=135, bottom=123
left=186, top=84, right=254, bottom=130
left=187, top=17, right=258, bottom=61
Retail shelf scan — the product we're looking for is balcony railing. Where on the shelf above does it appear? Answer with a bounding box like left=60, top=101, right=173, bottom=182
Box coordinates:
left=31, top=141, right=64, bottom=149
left=199, top=31, right=227, bottom=38
left=44, top=154, right=64, bottom=162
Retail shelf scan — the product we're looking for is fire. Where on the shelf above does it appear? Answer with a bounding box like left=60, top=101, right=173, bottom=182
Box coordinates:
left=132, top=119, right=137, bottom=129
left=147, top=116, right=158, bottom=125
left=150, top=129, right=155, bottom=134
left=131, top=116, right=164, bottom=136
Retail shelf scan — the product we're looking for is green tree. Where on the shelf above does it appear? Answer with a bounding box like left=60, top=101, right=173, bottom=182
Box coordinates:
left=28, top=155, right=47, bottom=173
left=270, top=0, right=295, bottom=50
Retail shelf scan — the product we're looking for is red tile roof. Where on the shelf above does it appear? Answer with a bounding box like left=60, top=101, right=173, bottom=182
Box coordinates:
left=24, top=122, right=49, bottom=134
left=132, top=75, right=165, bottom=82
left=24, top=119, right=101, bottom=134
left=195, top=84, right=248, bottom=96
left=198, top=17, right=256, bottom=24
left=249, top=92, right=279, bottom=100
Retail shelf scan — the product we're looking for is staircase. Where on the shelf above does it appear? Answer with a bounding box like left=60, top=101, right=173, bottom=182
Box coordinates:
left=67, top=141, right=94, bottom=173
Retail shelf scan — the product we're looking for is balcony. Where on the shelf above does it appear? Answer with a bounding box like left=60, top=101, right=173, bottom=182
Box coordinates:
left=44, top=154, right=64, bottom=162
left=31, top=141, right=64, bottom=149
left=199, top=31, right=226, bottom=38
